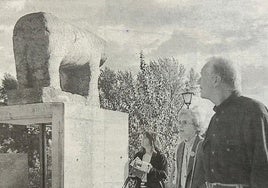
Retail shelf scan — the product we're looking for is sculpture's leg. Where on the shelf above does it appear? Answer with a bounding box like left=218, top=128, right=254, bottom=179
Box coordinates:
left=48, top=55, right=63, bottom=89
left=86, top=54, right=101, bottom=107
left=59, top=68, right=68, bottom=90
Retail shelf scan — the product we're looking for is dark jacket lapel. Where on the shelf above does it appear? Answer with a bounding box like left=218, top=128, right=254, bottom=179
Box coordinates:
left=187, top=135, right=202, bottom=175
left=176, top=142, right=185, bottom=188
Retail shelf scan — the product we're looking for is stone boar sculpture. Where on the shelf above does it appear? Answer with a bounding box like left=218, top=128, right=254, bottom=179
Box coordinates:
left=13, top=12, right=107, bottom=106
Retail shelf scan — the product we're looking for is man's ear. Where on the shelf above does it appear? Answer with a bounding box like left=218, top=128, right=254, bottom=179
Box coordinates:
left=212, top=74, right=221, bottom=87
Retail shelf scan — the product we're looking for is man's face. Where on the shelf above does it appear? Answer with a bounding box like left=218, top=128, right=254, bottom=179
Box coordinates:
left=200, top=63, right=214, bottom=100
left=178, top=113, right=196, bottom=140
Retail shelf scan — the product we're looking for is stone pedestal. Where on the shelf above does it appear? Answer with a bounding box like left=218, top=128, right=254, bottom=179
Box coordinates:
left=0, top=90, right=129, bottom=188
left=63, top=104, right=128, bottom=188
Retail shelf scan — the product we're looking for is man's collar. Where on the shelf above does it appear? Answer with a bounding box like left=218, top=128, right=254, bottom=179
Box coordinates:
left=213, top=90, right=241, bottom=112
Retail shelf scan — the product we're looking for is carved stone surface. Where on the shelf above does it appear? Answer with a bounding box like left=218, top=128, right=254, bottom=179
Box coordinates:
left=13, top=12, right=106, bottom=106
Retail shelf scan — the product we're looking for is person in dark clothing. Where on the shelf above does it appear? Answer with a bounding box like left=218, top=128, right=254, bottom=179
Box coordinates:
left=131, top=131, right=168, bottom=188
left=199, top=57, right=268, bottom=188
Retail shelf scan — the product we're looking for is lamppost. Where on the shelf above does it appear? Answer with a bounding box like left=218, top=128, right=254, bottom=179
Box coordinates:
left=177, top=89, right=194, bottom=113
left=179, top=82, right=194, bottom=110
left=182, top=89, right=194, bottom=109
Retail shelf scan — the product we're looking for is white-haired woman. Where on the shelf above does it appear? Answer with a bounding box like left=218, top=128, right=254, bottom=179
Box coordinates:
left=170, top=108, right=206, bottom=188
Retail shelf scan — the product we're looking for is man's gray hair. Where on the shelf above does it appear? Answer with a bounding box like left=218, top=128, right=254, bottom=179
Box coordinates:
left=178, top=107, right=202, bottom=133
left=207, top=57, right=242, bottom=91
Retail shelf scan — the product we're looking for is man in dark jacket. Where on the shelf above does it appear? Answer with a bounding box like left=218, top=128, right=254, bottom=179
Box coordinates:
left=199, top=57, right=268, bottom=188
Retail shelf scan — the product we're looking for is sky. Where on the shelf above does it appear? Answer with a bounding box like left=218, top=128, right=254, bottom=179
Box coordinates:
left=0, top=0, right=267, bottom=113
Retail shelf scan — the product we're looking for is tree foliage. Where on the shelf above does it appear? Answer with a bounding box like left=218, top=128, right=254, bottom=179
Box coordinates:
left=0, top=73, right=18, bottom=103
left=99, top=57, right=200, bottom=182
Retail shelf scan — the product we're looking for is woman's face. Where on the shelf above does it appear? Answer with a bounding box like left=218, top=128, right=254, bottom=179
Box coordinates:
left=141, top=134, right=151, bottom=148
left=178, top=113, right=196, bottom=140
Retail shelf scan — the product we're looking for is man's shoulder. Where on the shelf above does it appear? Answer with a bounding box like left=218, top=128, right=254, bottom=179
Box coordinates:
left=237, top=95, right=267, bottom=114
